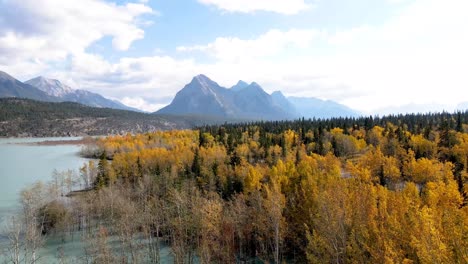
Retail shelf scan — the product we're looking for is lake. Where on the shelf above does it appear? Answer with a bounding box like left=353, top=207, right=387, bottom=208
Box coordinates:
left=0, top=137, right=88, bottom=225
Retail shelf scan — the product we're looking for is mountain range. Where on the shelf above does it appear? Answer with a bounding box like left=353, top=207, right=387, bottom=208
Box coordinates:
left=157, top=74, right=359, bottom=120
left=0, top=71, right=58, bottom=102
left=0, top=71, right=137, bottom=111
left=0, top=70, right=360, bottom=120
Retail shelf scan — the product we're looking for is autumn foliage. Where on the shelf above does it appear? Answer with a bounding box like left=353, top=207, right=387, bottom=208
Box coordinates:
left=68, top=112, right=468, bottom=263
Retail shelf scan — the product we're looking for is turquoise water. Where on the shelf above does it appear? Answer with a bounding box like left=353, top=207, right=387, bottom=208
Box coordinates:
left=0, top=137, right=175, bottom=263
left=37, top=234, right=174, bottom=263
left=0, top=137, right=87, bottom=225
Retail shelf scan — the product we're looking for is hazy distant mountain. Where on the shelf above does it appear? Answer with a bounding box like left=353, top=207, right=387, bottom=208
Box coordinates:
left=232, top=82, right=290, bottom=119
left=456, top=102, right=468, bottom=110
left=288, top=97, right=360, bottom=119
left=230, top=80, right=249, bottom=92
left=26, top=76, right=139, bottom=111
left=0, top=71, right=138, bottom=111
left=0, top=71, right=58, bottom=102
left=271, top=91, right=298, bottom=116
left=157, top=74, right=359, bottom=120
left=374, top=103, right=453, bottom=116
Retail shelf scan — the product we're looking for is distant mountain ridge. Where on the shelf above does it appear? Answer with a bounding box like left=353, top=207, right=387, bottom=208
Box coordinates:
left=157, top=74, right=359, bottom=120
left=271, top=91, right=299, bottom=116
left=0, top=70, right=137, bottom=111
left=1, top=70, right=360, bottom=119
left=0, top=71, right=58, bottom=102
left=25, top=76, right=74, bottom=97
left=157, top=75, right=292, bottom=120
left=457, top=102, right=468, bottom=110
left=288, top=96, right=360, bottom=119
left=25, top=76, right=139, bottom=111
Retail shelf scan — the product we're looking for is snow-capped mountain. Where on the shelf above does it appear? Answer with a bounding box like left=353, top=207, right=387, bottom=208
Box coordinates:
left=25, top=76, right=139, bottom=111
left=26, top=76, right=74, bottom=97
left=0, top=71, right=58, bottom=102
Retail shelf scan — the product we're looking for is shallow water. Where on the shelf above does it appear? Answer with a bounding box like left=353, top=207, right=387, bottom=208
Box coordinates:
left=37, top=233, right=174, bottom=263
left=0, top=137, right=87, bottom=220
left=0, top=137, right=88, bottom=262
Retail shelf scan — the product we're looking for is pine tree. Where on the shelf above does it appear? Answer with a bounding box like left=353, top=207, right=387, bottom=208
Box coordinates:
left=95, top=152, right=109, bottom=188
left=191, top=148, right=201, bottom=176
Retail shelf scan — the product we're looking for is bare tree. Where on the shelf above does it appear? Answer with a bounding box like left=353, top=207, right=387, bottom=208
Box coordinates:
left=79, top=161, right=97, bottom=190
left=19, top=181, right=55, bottom=264
left=2, top=215, right=23, bottom=264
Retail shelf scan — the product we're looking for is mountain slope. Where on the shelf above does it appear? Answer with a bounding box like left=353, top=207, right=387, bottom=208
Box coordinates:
left=24, top=76, right=74, bottom=97
left=0, top=71, right=58, bottom=102
left=158, top=74, right=235, bottom=117
left=230, top=80, right=249, bottom=92
left=288, top=97, right=360, bottom=118
left=0, top=98, right=204, bottom=137
left=231, top=83, right=290, bottom=119
left=457, top=102, right=468, bottom=110
left=25, top=76, right=139, bottom=111
left=271, top=91, right=298, bottom=116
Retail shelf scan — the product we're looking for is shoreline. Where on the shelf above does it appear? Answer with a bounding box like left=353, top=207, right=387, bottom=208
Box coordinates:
left=0, top=136, right=104, bottom=146
left=7, top=138, right=97, bottom=146
left=27, top=138, right=94, bottom=146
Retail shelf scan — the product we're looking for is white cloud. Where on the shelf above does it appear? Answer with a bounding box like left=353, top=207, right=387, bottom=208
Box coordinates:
left=47, top=54, right=200, bottom=111
left=121, top=97, right=167, bottom=112
left=0, top=0, right=153, bottom=69
left=197, top=0, right=311, bottom=15
left=177, top=29, right=320, bottom=62
left=327, top=26, right=373, bottom=46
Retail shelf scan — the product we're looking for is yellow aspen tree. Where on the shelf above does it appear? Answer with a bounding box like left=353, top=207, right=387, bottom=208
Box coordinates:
left=263, top=179, right=286, bottom=264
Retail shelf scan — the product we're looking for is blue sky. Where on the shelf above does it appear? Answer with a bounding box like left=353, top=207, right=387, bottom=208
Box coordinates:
left=90, top=0, right=405, bottom=60
left=0, top=0, right=467, bottom=113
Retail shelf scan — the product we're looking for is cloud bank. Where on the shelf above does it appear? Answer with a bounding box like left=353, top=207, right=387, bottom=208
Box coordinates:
left=0, top=0, right=153, bottom=65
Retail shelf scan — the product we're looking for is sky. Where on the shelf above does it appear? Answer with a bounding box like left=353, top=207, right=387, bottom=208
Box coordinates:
left=0, top=0, right=467, bottom=114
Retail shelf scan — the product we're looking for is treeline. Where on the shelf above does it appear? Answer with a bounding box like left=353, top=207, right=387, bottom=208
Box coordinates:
left=199, top=110, right=468, bottom=139
left=3, top=111, right=468, bottom=263
left=0, top=98, right=149, bottom=120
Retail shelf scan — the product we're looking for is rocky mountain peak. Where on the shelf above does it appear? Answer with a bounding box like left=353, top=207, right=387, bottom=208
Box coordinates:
left=231, top=80, right=249, bottom=91
left=26, top=76, right=74, bottom=97
left=271, top=90, right=285, bottom=98
left=0, top=71, right=16, bottom=81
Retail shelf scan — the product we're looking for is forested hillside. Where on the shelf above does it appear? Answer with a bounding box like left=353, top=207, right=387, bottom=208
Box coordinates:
left=0, top=98, right=226, bottom=137
left=5, top=111, right=466, bottom=263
